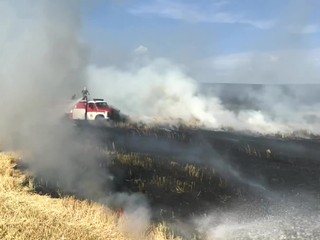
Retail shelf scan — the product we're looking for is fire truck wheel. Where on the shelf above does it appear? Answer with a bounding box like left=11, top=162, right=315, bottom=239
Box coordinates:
left=95, top=115, right=105, bottom=121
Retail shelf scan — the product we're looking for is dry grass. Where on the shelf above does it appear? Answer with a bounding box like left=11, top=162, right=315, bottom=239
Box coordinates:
left=0, top=152, right=181, bottom=240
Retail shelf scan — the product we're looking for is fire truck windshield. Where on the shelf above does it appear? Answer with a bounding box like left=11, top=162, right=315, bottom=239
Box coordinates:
left=96, top=102, right=109, bottom=108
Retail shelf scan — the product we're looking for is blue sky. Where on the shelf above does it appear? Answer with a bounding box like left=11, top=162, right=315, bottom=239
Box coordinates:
left=81, top=0, right=320, bottom=82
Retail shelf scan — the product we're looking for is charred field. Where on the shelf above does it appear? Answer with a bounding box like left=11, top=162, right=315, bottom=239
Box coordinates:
left=27, top=122, right=320, bottom=225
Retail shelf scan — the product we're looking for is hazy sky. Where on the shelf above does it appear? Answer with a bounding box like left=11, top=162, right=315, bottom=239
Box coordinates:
left=79, top=0, right=320, bottom=83
left=3, top=0, right=318, bottom=83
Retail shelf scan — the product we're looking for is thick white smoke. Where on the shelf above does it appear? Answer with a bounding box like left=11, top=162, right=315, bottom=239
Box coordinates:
left=0, top=0, right=107, bottom=199
left=88, top=56, right=320, bottom=135
left=88, top=58, right=218, bottom=123
left=86, top=0, right=320, bottom=136
left=1, top=1, right=319, bottom=238
left=0, top=0, right=87, bottom=146
left=0, top=2, right=152, bottom=236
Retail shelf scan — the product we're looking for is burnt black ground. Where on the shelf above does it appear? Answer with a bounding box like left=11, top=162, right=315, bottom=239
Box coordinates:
left=73, top=122, right=320, bottom=221
left=17, top=121, right=320, bottom=238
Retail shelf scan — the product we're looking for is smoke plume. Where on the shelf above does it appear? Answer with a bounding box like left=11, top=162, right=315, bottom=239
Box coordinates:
left=1, top=0, right=320, bottom=238
left=88, top=56, right=320, bottom=135
left=0, top=2, right=152, bottom=236
left=0, top=0, right=86, bottom=146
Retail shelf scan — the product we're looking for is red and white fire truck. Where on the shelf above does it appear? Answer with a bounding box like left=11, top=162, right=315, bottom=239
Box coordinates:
left=68, top=98, right=120, bottom=121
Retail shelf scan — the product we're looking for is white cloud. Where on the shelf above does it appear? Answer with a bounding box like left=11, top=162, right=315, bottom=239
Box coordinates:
left=288, top=24, right=319, bottom=34
left=129, top=0, right=275, bottom=29
left=203, top=52, right=252, bottom=71
left=196, top=49, right=320, bottom=83
left=133, top=45, right=148, bottom=55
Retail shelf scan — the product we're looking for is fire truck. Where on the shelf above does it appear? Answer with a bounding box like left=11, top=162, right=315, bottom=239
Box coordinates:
left=68, top=98, right=120, bottom=121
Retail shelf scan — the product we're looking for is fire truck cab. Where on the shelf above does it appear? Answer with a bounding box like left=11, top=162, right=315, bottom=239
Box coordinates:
left=69, top=98, right=120, bottom=121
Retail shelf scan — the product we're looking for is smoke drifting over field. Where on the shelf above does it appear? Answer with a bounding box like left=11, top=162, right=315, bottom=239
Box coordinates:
left=0, top=0, right=86, bottom=144
left=0, top=0, right=89, bottom=176
left=2, top=1, right=318, bottom=140
left=88, top=56, right=320, bottom=135
left=0, top=0, right=110, bottom=209
left=0, top=1, right=151, bottom=236
left=1, top=0, right=320, bottom=239
left=87, top=1, right=320, bottom=135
